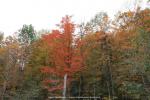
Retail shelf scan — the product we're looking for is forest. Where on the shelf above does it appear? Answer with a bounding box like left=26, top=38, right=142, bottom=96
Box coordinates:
left=0, top=4, right=150, bottom=100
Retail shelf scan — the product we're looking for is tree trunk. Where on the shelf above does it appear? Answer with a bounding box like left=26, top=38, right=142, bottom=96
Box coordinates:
left=63, top=74, right=67, bottom=100
left=107, top=81, right=111, bottom=100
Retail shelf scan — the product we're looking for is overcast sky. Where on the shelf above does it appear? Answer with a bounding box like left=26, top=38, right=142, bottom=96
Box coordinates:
left=0, top=0, right=148, bottom=36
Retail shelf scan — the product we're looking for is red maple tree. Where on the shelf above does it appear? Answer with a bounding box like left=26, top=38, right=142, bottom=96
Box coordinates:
left=41, top=16, right=83, bottom=92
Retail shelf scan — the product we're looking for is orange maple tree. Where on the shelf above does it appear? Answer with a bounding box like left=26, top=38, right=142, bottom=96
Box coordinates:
left=41, top=16, right=84, bottom=92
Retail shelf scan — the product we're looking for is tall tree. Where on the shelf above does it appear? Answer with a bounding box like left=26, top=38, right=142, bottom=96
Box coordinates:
left=84, top=12, right=111, bottom=34
left=0, top=36, right=20, bottom=100
left=16, top=24, right=36, bottom=70
left=41, top=16, right=83, bottom=96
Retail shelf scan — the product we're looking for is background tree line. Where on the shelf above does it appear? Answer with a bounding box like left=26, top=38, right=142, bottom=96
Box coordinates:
left=0, top=7, right=150, bottom=100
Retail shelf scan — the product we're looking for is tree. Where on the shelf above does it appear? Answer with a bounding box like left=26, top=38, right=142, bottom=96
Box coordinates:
left=0, top=36, right=20, bottom=100
left=17, top=24, right=36, bottom=45
left=130, top=8, right=150, bottom=98
left=79, top=12, right=115, bottom=98
left=16, top=24, right=36, bottom=71
left=84, top=12, right=111, bottom=34
left=41, top=16, right=83, bottom=97
left=8, top=25, right=38, bottom=100
left=112, top=8, right=150, bottom=99
left=12, top=38, right=49, bottom=100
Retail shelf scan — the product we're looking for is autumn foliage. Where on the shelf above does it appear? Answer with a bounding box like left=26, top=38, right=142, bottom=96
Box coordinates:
left=41, top=16, right=83, bottom=92
left=0, top=8, right=150, bottom=100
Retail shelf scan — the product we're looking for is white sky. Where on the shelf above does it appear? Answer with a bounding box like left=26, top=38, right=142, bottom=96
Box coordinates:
left=0, top=0, right=149, bottom=36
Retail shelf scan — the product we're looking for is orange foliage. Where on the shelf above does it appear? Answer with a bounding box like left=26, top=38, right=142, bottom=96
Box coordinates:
left=41, top=16, right=83, bottom=92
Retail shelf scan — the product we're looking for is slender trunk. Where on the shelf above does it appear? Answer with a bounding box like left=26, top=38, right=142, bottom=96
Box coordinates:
left=63, top=74, right=67, bottom=100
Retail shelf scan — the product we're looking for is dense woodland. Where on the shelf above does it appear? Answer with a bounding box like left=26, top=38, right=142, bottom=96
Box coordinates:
left=0, top=6, right=150, bottom=100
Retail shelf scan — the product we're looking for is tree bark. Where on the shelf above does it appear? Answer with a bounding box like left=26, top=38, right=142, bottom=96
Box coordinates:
left=63, top=74, right=67, bottom=100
